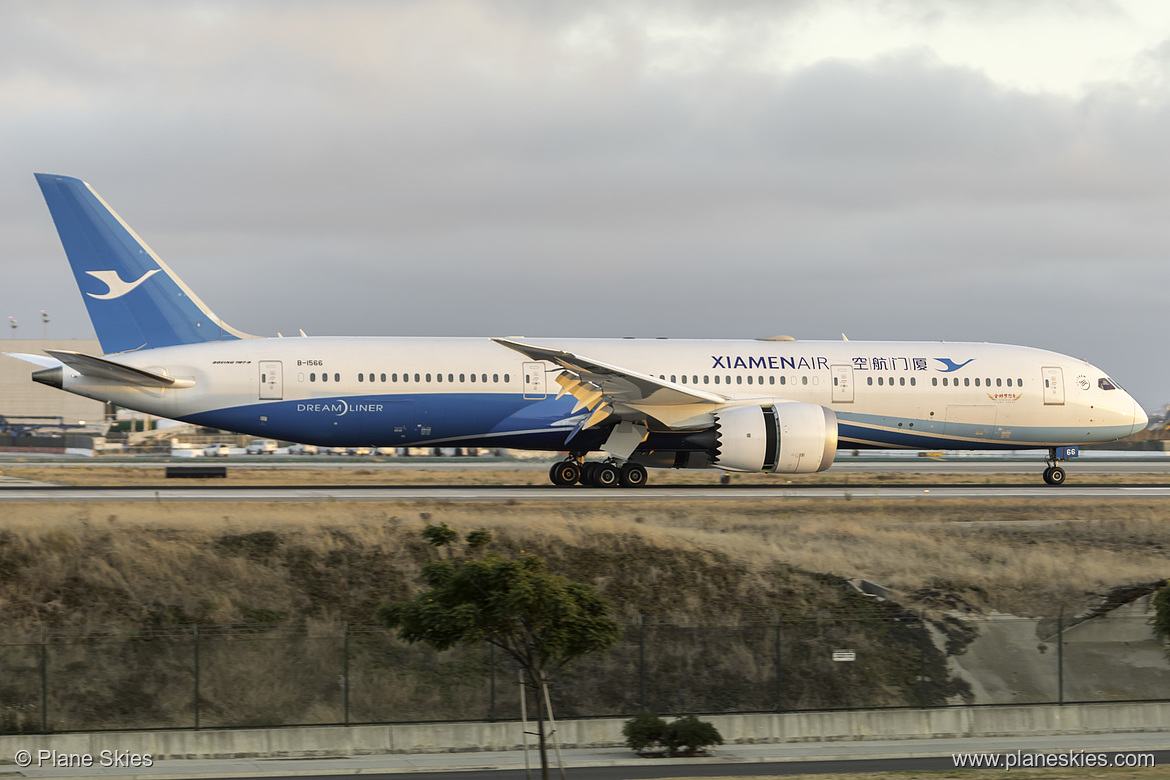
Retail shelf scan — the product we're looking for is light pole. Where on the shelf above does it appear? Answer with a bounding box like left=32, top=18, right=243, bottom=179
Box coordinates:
left=7, top=316, right=16, bottom=339
left=41, top=310, right=49, bottom=340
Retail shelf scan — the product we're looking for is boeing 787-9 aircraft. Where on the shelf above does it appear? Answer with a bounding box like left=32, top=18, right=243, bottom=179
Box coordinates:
left=9, top=174, right=1148, bottom=487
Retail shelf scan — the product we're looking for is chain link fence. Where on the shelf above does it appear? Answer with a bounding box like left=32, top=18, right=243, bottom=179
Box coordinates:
left=2, top=612, right=1167, bottom=734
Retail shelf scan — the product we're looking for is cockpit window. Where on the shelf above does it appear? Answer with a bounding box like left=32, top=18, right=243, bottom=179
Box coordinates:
left=1099, top=377, right=1117, bottom=391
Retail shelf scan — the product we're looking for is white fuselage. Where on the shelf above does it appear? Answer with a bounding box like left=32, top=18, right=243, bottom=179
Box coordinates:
left=52, top=336, right=1146, bottom=456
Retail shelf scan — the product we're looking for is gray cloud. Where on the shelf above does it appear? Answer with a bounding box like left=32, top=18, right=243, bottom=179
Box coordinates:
left=3, top=2, right=1170, bottom=406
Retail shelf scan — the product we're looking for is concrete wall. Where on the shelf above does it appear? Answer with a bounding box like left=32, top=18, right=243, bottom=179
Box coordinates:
left=4, top=701, right=1170, bottom=760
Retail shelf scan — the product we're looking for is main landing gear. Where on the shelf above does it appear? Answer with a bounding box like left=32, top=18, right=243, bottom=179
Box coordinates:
left=1042, top=447, right=1067, bottom=486
left=548, top=457, right=648, bottom=488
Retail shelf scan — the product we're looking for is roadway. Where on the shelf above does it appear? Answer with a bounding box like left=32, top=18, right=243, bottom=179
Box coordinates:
left=12, top=733, right=1170, bottom=778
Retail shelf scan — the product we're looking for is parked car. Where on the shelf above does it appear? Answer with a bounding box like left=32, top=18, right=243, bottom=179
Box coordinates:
left=245, top=439, right=277, bottom=455
left=202, top=443, right=230, bottom=457
left=347, top=446, right=372, bottom=456
left=374, top=447, right=397, bottom=456
left=327, top=447, right=347, bottom=456
left=288, top=443, right=318, bottom=455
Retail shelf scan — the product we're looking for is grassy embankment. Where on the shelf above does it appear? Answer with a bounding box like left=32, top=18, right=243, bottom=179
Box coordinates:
left=0, top=496, right=1167, bottom=731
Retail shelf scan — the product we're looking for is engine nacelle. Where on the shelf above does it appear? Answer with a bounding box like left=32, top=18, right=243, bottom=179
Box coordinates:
left=712, top=401, right=838, bottom=473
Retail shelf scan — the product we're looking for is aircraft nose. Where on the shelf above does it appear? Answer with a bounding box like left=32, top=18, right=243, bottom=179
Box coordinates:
left=1133, top=400, right=1149, bottom=435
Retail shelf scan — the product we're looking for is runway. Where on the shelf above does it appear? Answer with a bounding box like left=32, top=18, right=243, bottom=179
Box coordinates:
left=3, top=482, right=1170, bottom=501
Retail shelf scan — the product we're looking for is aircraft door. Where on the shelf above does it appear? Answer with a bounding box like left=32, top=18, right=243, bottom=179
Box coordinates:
left=1041, top=367, right=1064, bottom=405
left=259, top=361, right=283, bottom=400
left=522, top=362, right=546, bottom=400
left=830, top=365, right=854, bottom=403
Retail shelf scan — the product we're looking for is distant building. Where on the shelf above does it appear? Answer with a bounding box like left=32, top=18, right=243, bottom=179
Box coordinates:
left=0, top=339, right=104, bottom=428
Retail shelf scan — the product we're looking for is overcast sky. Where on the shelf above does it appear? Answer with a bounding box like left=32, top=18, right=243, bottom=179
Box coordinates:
left=4, top=1, right=1170, bottom=408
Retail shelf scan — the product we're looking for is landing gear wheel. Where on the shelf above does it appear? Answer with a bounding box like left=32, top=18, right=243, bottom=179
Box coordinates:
left=1044, top=466, right=1066, bottom=486
left=549, top=461, right=581, bottom=486
left=591, top=463, right=620, bottom=488
left=581, top=462, right=601, bottom=485
left=620, top=463, right=648, bottom=488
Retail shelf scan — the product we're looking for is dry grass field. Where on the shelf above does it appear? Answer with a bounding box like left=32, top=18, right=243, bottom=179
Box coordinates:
left=1, top=495, right=1167, bottom=632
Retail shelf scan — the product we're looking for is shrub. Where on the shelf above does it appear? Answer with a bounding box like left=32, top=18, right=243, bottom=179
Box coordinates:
left=665, top=714, right=723, bottom=755
left=623, top=713, right=723, bottom=756
left=622, top=712, right=667, bottom=754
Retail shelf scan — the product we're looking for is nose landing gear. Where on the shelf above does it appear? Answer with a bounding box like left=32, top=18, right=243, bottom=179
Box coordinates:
left=1042, top=446, right=1072, bottom=485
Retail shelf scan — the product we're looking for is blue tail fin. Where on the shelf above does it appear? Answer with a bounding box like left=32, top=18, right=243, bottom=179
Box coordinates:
left=35, top=173, right=253, bottom=354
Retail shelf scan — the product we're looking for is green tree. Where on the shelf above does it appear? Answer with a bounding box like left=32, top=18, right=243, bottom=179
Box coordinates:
left=378, top=524, right=622, bottom=780
left=1152, top=583, right=1170, bottom=644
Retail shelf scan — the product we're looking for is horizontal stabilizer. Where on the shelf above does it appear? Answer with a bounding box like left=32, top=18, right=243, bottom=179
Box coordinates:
left=44, top=349, right=194, bottom=388
left=2, top=352, right=65, bottom=369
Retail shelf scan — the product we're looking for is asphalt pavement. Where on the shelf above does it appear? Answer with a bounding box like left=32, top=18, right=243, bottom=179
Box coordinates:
left=7, top=731, right=1170, bottom=779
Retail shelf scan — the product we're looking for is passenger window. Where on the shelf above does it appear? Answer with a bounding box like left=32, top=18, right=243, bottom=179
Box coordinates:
left=769, top=376, right=775, bottom=385
left=310, top=373, right=316, bottom=382
left=996, top=378, right=1002, bottom=387
left=801, top=376, right=808, bottom=385
left=833, top=377, right=838, bottom=386
left=504, top=374, right=510, bottom=383
left=714, top=376, right=720, bottom=384
left=482, top=374, right=488, bottom=383
left=942, top=377, right=948, bottom=386
left=693, top=376, right=698, bottom=384
left=322, top=373, right=329, bottom=383
left=448, top=374, right=453, bottom=382
left=1006, top=378, right=1012, bottom=387
left=437, top=373, right=443, bottom=383
left=704, top=376, right=709, bottom=384
left=736, top=376, right=743, bottom=385
left=747, top=376, right=753, bottom=385
left=493, top=374, right=499, bottom=382
left=426, top=373, right=432, bottom=382
left=888, top=377, right=893, bottom=386
left=900, top=377, right=905, bottom=386
left=932, top=377, right=937, bottom=386
left=1017, top=378, right=1023, bottom=386
left=780, top=376, right=786, bottom=385
left=671, top=375, right=676, bottom=383
left=414, top=373, right=420, bottom=382
left=381, top=373, right=386, bottom=382
left=964, top=378, right=969, bottom=387
left=867, top=377, right=873, bottom=386
left=358, top=373, right=364, bottom=382
left=1045, top=379, right=1049, bottom=387
left=975, top=378, right=980, bottom=387
left=910, top=378, right=915, bottom=386
left=878, top=377, right=884, bottom=386
left=469, top=373, right=475, bottom=382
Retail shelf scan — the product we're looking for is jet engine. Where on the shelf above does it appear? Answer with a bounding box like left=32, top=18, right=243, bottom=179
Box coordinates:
left=711, top=401, right=838, bottom=473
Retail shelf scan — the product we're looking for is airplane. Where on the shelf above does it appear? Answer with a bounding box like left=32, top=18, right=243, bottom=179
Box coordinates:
left=8, top=173, right=1148, bottom=487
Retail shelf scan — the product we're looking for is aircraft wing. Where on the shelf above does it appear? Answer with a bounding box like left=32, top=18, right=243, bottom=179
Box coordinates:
left=492, top=337, right=730, bottom=443
left=493, top=338, right=726, bottom=407
left=44, top=349, right=194, bottom=388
